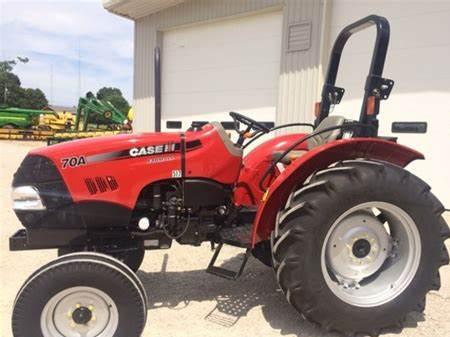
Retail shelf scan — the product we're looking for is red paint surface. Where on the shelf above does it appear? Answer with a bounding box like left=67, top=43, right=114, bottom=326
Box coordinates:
left=234, top=134, right=308, bottom=206
left=250, top=138, right=424, bottom=246
left=30, top=124, right=242, bottom=209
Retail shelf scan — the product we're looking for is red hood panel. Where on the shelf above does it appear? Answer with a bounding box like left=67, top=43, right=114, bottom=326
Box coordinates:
left=25, top=125, right=242, bottom=209
left=31, top=132, right=182, bottom=159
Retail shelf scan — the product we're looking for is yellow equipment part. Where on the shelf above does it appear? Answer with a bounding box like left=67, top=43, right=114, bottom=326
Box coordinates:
left=127, top=107, right=134, bottom=122
left=0, top=128, right=130, bottom=142
left=0, top=128, right=54, bottom=141
left=38, top=112, right=75, bottom=131
left=52, top=130, right=129, bottom=139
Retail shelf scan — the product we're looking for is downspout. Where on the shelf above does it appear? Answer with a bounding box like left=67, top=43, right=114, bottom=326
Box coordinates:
left=154, top=46, right=162, bottom=132
left=317, top=0, right=332, bottom=98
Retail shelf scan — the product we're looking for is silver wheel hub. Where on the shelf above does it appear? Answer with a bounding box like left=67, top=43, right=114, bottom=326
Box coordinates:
left=41, top=286, right=118, bottom=337
left=321, top=202, right=421, bottom=307
left=326, top=211, right=392, bottom=285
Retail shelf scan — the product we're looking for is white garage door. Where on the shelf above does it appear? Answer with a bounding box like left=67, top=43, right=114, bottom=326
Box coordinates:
left=327, top=0, right=450, bottom=207
left=161, top=10, right=282, bottom=134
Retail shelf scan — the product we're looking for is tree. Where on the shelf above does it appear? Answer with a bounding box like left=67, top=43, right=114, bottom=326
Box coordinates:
left=0, top=60, right=17, bottom=73
left=23, top=88, right=48, bottom=109
left=0, top=69, right=21, bottom=101
left=96, top=87, right=130, bottom=115
left=0, top=58, right=48, bottom=109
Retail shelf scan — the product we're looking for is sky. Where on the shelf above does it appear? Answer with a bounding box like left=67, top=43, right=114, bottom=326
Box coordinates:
left=0, top=0, right=133, bottom=107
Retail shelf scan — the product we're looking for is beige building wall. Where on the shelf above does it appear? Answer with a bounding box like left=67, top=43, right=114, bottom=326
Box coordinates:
left=132, top=0, right=325, bottom=132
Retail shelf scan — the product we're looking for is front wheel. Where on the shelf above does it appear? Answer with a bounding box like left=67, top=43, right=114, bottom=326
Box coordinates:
left=12, top=253, right=147, bottom=337
left=271, top=160, right=449, bottom=335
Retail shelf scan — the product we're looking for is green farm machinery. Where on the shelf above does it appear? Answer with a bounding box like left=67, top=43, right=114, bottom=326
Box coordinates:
left=0, top=94, right=131, bottom=142
left=74, top=93, right=131, bottom=132
left=0, top=107, right=41, bottom=129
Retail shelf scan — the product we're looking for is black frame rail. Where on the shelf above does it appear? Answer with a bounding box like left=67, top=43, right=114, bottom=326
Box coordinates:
left=317, top=15, right=394, bottom=137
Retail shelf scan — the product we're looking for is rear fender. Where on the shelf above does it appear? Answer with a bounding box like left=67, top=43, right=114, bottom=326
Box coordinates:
left=251, top=138, right=424, bottom=246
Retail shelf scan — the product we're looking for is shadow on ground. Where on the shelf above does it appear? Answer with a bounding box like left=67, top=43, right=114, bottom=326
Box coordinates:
left=137, top=253, right=335, bottom=336
left=138, top=253, right=425, bottom=336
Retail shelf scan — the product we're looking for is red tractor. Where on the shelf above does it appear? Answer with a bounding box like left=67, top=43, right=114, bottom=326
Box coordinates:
left=9, top=15, right=449, bottom=337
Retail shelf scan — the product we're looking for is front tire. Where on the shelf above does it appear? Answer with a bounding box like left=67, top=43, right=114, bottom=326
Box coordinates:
left=271, top=160, right=449, bottom=335
left=58, top=243, right=145, bottom=272
left=12, top=253, right=147, bottom=337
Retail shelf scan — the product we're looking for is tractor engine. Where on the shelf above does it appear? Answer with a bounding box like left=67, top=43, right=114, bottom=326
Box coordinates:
left=132, top=180, right=233, bottom=247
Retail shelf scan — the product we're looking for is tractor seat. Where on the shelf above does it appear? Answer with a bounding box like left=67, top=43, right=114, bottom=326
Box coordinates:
left=307, top=115, right=346, bottom=150
left=273, top=116, right=346, bottom=165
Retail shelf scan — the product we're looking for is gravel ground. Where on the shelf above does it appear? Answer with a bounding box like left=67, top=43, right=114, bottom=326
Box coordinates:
left=0, top=140, right=449, bottom=337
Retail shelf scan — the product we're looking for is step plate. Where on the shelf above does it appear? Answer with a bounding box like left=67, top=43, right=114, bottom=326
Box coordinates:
left=206, top=242, right=251, bottom=280
left=218, top=224, right=252, bottom=248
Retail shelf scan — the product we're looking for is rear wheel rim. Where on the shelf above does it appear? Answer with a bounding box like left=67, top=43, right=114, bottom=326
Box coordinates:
left=40, top=286, right=118, bottom=337
left=321, top=201, right=421, bottom=307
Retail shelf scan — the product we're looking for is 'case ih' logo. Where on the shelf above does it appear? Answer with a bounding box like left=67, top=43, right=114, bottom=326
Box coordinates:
left=129, top=144, right=177, bottom=158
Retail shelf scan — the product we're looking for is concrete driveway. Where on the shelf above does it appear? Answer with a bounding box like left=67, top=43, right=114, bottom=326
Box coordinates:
left=1, top=141, right=449, bottom=337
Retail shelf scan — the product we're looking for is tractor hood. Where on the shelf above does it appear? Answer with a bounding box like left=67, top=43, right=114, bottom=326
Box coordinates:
left=12, top=123, right=239, bottom=231
left=12, top=131, right=184, bottom=230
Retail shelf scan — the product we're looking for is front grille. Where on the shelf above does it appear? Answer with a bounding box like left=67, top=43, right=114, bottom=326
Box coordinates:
left=13, top=155, right=74, bottom=229
left=13, top=155, right=60, bottom=184
left=13, top=155, right=72, bottom=209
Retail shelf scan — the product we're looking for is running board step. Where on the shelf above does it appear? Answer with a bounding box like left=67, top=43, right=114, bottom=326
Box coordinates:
left=206, top=242, right=250, bottom=280
left=218, top=224, right=252, bottom=248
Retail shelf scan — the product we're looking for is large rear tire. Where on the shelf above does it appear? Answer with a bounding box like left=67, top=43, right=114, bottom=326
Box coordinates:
left=12, top=253, right=147, bottom=337
left=271, top=160, right=449, bottom=336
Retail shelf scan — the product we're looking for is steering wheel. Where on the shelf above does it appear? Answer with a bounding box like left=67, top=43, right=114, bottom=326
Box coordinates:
left=229, top=111, right=270, bottom=146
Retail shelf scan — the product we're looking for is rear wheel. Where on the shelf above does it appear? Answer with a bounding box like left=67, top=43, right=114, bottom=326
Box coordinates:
left=271, top=160, right=450, bottom=335
left=12, top=253, right=147, bottom=337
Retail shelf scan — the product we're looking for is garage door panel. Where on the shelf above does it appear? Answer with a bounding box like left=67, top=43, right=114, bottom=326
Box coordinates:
left=163, top=29, right=282, bottom=51
left=163, top=63, right=280, bottom=93
left=163, top=38, right=281, bottom=73
left=163, top=13, right=282, bottom=50
left=162, top=10, right=282, bottom=135
left=163, top=89, right=278, bottom=118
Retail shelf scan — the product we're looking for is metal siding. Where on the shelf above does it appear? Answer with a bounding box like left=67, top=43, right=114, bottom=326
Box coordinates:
left=133, top=0, right=323, bottom=132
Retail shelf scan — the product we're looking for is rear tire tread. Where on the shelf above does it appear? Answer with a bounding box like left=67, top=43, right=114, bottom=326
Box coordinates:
left=271, top=160, right=450, bottom=336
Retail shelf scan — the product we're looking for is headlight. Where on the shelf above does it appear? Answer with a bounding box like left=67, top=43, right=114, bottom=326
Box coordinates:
left=12, top=186, right=46, bottom=210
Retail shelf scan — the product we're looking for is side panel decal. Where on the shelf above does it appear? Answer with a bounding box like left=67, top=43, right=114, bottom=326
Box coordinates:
left=61, top=156, right=87, bottom=169
left=85, top=140, right=201, bottom=164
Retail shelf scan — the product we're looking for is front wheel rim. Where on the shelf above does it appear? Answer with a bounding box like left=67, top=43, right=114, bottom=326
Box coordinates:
left=321, top=201, right=422, bottom=307
left=40, top=286, right=119, bottom=337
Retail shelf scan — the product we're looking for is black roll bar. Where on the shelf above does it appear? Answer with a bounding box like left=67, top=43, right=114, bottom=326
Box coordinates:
left=317, top=15, right=394, bottom=136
